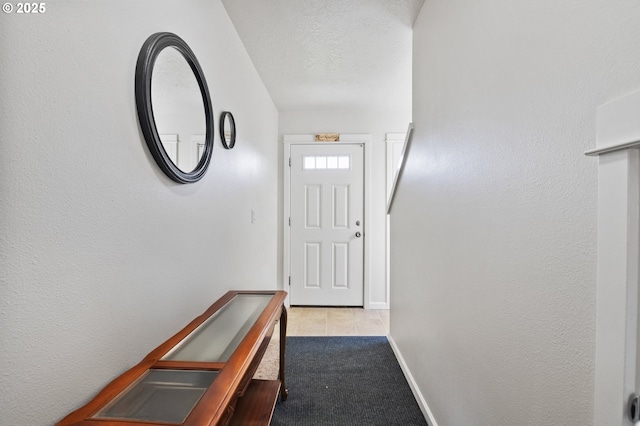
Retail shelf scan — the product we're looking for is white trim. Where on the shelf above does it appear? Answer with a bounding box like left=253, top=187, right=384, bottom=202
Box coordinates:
left=586, top=89, right=640, bottom=157
left=283, top=143, right=292, bottom=308
left=386, top=133, right=407, bottom=143
left=585, top=139, right=640, bottom=156
left=388, top=335, right=438, bottom=426
left=387, top=123, right=414, bottom=214
left=591, top=90, right=640, bottom=425
left=593, top=148, right=640, bottom=426
left=384, top=132, right=408, bottom=312
left=367, top=301, right=389, bottom=310
left=282, top=134, right=373, bottom=308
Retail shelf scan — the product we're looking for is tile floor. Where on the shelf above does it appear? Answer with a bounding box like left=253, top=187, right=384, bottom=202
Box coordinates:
left=254, top=307, right=389, bottom=380
left=287, top=306, right=389, bottom=336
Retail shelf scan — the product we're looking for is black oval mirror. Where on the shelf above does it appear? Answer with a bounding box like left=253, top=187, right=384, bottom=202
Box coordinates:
left=135, top=32, right=214, bottom=183
left=220, top=111, right=236, bottom=149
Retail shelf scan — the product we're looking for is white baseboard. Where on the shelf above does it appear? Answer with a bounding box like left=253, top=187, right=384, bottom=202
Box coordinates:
left=388, top=335, right=438, bottom=426
left=366, top=302, right=389, bottom=309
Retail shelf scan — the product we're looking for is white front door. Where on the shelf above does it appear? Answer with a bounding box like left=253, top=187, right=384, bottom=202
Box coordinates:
left=289, top=143, right=364, bottom=306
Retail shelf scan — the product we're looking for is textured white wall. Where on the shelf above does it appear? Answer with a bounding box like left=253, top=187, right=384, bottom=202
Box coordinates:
left=0, top=1, right=278, bottom=425
left=278, top=110, right=411, bottom=308
left=221, top=0, right=422, bottom=111
left=390, top=0, right=640, bottom=424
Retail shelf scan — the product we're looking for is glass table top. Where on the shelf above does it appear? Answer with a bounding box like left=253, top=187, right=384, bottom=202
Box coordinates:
left=161, top=293, right=273, bottom=362
left=93, top=369, right=218, bottom=424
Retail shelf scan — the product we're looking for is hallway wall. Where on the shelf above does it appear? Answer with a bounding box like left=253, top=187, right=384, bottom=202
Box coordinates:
left=0, top=1, right=278, bottom=424
left=390, top=0, right=640, bottom=424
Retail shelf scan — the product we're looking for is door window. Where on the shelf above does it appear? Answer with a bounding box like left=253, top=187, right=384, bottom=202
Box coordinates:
left=302, top=155, right=350, bottom=170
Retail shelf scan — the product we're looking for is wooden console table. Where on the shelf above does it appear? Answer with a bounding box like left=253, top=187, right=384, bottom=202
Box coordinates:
left=58, top=290, right=288, bottom=426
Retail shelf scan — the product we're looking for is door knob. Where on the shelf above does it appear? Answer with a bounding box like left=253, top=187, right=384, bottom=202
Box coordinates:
left=629, top=394, right=640, bottom=422
left=355, top=232, right=362, bottom=238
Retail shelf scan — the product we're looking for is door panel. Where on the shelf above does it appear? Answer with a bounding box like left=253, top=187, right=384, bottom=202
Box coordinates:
left=304, top=242, right=321, bottom=288
left=332, top=242, right=349, bottom=288
left=305, top=185, right=321, bottom=228
left=332, top=185, right=350, bottom=229
left=290, top=144, right=364, bottom=306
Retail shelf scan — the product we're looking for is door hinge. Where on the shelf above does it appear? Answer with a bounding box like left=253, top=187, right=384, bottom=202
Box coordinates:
left=289, top=157, right=291, bottom=167
left=288, top=217, right=291, bottom=226
left=288, top=276, right=291, bottom=286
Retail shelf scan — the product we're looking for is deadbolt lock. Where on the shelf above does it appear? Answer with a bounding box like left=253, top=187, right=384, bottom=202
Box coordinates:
left=355, top=220, right=361, bottom=226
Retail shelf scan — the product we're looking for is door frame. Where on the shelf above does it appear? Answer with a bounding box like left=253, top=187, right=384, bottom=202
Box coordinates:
left=283, top=134, right=372, bottom=308
left=587, top=90, right=640, bottom=425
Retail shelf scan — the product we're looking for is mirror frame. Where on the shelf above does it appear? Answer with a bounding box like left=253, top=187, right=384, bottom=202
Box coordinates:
left=135, top=32, right=214, bottom=184
left=219, top=111, right=236, bottom=149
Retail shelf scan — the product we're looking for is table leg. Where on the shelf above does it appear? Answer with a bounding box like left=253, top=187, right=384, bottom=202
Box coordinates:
left=279, top=305, right=288, bottom=401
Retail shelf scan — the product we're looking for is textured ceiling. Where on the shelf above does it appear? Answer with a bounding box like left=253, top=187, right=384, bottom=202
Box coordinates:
left=221, top=0, right=424, bottom=112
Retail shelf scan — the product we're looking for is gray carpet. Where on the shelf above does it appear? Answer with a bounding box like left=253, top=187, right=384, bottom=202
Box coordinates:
left=271, top=336, right=427, bottom=426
